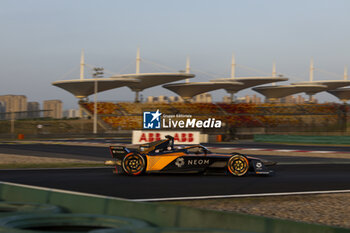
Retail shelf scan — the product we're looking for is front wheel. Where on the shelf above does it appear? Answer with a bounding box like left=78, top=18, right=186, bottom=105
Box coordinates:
left=122, top=153, right=146, bottom=176
left=227, top=154, right=249, bottom=176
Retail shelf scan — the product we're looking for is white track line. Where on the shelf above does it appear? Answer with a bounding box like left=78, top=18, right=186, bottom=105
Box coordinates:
left=132, top=189, right=350, bottom=202
left=309, top=151, right=333, bottom=153
left=274, top=149, right=297, bottom=152
left=278, top=161, right=350, bottom=165
left=0, top=167, right=106, bottom=171
left=0, top=181, right=129, bottom=201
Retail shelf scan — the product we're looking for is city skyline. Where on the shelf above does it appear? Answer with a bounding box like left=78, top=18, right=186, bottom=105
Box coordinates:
left=1, top=0, right=350, bottom=108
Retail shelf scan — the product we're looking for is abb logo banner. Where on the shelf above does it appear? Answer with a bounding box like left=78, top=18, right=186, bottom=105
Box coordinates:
left=132, top=130, right=200, bottom=144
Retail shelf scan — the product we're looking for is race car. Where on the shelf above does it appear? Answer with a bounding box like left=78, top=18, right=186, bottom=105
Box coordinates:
left=105, top=135, right=276, bottom=176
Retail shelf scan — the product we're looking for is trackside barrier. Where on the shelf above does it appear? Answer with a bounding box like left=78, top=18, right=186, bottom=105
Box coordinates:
left=0, top=182, right=349, bottom=233
left=0, top=202, right=62, bottom=217
left=254, top=134, right=350, bottom=145
left=0, top=213, right=150, bottom=232
left=90, top=227, right=252, bottom=233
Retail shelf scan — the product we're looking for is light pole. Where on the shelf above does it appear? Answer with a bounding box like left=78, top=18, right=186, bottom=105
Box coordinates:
left=93, top=67, right=104, bottom=134
left=10, top=112, right=15, bottom=135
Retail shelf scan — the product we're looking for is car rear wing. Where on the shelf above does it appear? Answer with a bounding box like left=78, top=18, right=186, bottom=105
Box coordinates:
left=109, top=146, right=130, bottom=159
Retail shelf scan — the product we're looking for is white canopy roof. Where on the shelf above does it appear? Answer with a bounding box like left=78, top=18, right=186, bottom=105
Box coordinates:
left=211, top=77, right=288, bottom=93
left=253, top=84, right=327, bottom=99
left=110, top=73, right=195, bottom=91
left=52, top=78, right=139, bottom=98
left=328, top=88, right=350, bottom=102
left=292, top=80, right=350, bottom=90
left=163, top=81, right=243, bottom=101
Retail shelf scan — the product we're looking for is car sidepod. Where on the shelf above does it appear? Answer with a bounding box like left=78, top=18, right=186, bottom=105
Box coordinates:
left=159, top=156, right=212, bottom=173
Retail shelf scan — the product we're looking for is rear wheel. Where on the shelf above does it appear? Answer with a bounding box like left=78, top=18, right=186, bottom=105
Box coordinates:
left=227, top=154, right=249, bottom=176
left=122, top=153, right=146, bottom=175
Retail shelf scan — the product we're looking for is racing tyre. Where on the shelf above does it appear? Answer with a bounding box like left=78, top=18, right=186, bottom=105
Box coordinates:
left=122, top=153, right=146, bottom=176
left=227, top=154, right=249, bottom=176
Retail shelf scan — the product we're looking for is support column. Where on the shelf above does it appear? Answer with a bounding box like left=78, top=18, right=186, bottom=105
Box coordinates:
left=80, top=49, right=85, bottom=80
left=78, top=103, right=84, bottom=119
left=229, top=91, right=235, bottom=103
left=186, top=56, right=190, bottom=83
left=93, top=78, right=98, bottom=134
left=135, top=91, right=140, bottom=103
left=308, top=94, right=313, bottom=103
left=309, top=58, right=314, bottom=82
left=341, top=102, right=347, bottom=132
left=272, top=61, right=276, bottom=86
left=272, top=61, right=276, bottom=77
left=344, top=66, right=348, bottom=80
left=136, top=48, right=140, bottom=74
left=231, top=53, right=235, bottom=79
left=10, top=112, right=15, bottom=135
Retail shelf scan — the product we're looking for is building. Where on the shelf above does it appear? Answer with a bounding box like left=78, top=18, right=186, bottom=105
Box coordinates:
left=168, top=96, right=184, bottom=103
left=234, top=95, right=261, bottom=104
left=222, top=95, right=232, bottom=104
left=0, top=101, right=5, bottom=113
left=0, top=95, right=27, bottom=112
left=245, top=94, right=261, bottom=104
left=310, top=96, right=318, bottom=103
left=146, top=96, right=154, bottom=103
left=148, top=95, right=169, bottom=103
left=63, top=109, right=81, bottom=118
left=296, top=95, right=305, bottom=104
left=192, top=93, right=212, bottom=103
left=280, top=95, right=295, bottom=103
left=279, top=95, right=311, bottom=104
left=0, top=101, right=5, bottom=120
left=27, top=102, right=40, bottom=118
left=43, top=100, right=62, bottom=119
left=146, top=96, right=168, bottom=103
left=147, top=95, right=185, bottom=103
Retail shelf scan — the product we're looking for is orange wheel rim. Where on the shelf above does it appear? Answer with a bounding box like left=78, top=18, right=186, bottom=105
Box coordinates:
left=123, top=154, right=145, bottom=175
left=228, top=155, right=248, bottom=176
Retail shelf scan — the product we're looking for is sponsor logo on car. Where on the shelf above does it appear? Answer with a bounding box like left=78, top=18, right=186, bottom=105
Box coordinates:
left=188, top=159, right=210, bottom=166
left=175, top=158, right=210, bottom=167
left=175, top=157, right=185, bottom=167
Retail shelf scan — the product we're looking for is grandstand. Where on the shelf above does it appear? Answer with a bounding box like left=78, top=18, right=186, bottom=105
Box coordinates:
left=52, top=51, right=350, bottom=135
left=80, top=101, right=347, bottom=133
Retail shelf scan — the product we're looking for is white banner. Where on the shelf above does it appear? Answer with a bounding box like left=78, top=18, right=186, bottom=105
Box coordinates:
left=132, top=130, right=202, bottom=144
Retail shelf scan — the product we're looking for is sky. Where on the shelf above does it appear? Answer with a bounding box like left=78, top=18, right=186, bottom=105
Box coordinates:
left=1, top=0, right=350, bottom=109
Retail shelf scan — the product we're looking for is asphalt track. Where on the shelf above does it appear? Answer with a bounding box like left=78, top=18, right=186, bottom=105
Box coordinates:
left=0, top=164, right=350, bottom=200
left=0, top=143, right=109, bottom=161
left=0, top=142, right=350, bottom=200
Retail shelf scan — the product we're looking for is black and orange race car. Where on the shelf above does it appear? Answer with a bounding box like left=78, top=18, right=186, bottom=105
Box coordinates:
left=105, top=135, right=275, bottom=176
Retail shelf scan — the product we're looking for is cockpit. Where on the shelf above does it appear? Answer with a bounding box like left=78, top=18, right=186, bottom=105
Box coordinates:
left=139, top=135, right=175, bottom=153
left=185, top=145, right=210, bottom=155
